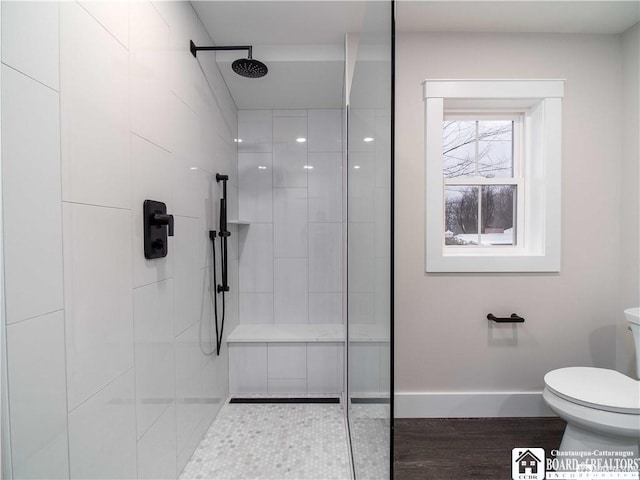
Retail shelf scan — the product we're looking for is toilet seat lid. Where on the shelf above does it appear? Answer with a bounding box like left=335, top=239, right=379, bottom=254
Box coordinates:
left=544, top=367, right=640, bottom=415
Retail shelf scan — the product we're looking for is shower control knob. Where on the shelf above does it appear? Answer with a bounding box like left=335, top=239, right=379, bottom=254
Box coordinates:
left=151, top=239, right=164, bottom=250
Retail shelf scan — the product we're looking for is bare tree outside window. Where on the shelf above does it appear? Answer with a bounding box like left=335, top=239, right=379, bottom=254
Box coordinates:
left=443, top=119, right=517, bottom=246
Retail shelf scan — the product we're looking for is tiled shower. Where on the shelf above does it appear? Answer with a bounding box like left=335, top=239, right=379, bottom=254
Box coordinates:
left=0, top=1, right=392, bottom=479
left=1, top=2, right=239, bottom=477
left=231, top=109, right=345, bottom=395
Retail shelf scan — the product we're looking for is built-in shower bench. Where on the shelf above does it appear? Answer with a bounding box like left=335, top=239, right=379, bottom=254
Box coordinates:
left=227, top=323, right=344, bottom=343
left=226, top=323, right=389, bottom=396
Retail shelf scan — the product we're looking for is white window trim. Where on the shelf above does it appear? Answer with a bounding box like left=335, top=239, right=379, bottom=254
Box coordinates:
left=424, top=79, right=564, bottom=273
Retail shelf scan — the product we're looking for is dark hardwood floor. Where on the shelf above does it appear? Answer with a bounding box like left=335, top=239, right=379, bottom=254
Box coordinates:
left=394, top=417, right=566, bottom=480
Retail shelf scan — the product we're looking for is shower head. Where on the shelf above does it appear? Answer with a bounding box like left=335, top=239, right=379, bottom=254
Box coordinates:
left=190, top=40, right=268, bottom=78
left=232, top=58, right=268, bottom=78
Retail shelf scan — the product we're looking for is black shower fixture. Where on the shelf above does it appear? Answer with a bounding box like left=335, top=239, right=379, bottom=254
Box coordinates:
left=189, top=40, right=268, bottom=78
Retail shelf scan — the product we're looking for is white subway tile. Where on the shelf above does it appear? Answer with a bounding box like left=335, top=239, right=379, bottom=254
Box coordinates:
left=1, top=66, right=63, bottom=324
left=131, top=134, right=174, bottom=288
left=60, top=2, right=130, bottom=209
left=273, top=116, right=308, bottom=187
left=1, top=1, right=59, bottom=90
left=308, top=152, right=342, bottom=222
left=63, top=203, right=134, bottom=410
left=133, top=279, right=175, bottom=439
left=7, top=312, right=69, bottom=479
left=274, top=258, right=308, bottom=323
left=308, top=109, right=342, bottom=153
left=273, top=188, right=308, bottom=258
left=229, top=344, right=268, bottom=395
left=238, top=153, right=273, bottom=222
left=309, top=223, right=342, bottom=292
left=238, top=223, right=273, bottom=293
left=68, top=370, right=137, bottom=479
left=137, top=403, right=177, bottom=480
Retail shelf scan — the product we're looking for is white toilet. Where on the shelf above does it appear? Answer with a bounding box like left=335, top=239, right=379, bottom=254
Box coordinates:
left=543, top=307, right=640, bottom=455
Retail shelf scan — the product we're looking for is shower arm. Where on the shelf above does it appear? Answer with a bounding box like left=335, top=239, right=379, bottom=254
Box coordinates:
left=190, top=40, right=253, bottom=59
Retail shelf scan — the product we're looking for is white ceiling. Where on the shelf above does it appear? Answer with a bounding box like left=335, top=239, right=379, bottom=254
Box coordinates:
left=399, top=1, right=640, bottom=34
left=191, top=1, right=640, bottom=110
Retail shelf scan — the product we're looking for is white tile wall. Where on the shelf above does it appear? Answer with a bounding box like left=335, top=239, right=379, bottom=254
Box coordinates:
left=348, top=152, right=376, bottom=223
left=308, top=152, right=343, bottom=222
left=238, top=223, right=274, bottom=293
left=130, top=1, right=171, bottom=150
left=238, top=110, right=272, bottom=153
left=274, top=258, right=308, bottom=323
left=175, top=322, right=203, bottom=469
left=63, top=203, right=134, bottom=410
left=78, top=0, right=129, bottom=48
left=2, top=2, right=239, bottom=479
left=234, top=108, right=345, bottom=395
left=308, top=109, right=343, bottom=153
left=68, top=371, right=137, bottom=479
left=131, top=133, right=174, bottom=288
left=6, top=312, right=69, bottom=479
left=173, top=216, right=201, bottom=335
left=309, top=293, right=343, bottom=324
left=229, top=343, right=268, bottom=394
left=133, top=279, right=175, bottom=438
left=60, top=2, right=131, bottom=209
left=307, top=344, right=344, bottom=393
left=137, top=403, right=177, bottom=480
left=309, top=223, right=342, bottom=292
left=273, top=116, right=308, bottom=188
left=347, top=222, right=375, bottom=293
left=238, top=153, right=273, bottom=222
left=239, top=293, right=274, bottom=324
left=1, top=1, right=59, bottom=90
left=1, top=65, right=63, bottom=325
left=273, top=188, right=308, bottom=258
left=268, top=343, right=307, bottom=380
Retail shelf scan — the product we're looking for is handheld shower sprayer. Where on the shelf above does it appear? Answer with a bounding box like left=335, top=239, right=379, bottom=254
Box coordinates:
left=207, top=173, right=231, bottom=356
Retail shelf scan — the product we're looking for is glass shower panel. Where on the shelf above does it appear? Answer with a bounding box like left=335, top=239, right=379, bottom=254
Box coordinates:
left=346, top=2, right=393, bottom=479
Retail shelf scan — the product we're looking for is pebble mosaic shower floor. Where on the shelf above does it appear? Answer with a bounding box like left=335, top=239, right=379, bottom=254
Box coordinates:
left=179, top=401, right=353, bottom=480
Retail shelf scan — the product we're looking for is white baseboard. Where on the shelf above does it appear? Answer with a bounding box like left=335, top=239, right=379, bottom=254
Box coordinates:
left=394, top=391, right=555, bottom=418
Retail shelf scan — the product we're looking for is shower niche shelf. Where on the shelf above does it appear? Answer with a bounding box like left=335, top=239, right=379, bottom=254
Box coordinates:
left=227, top=219, right=250, bottom=225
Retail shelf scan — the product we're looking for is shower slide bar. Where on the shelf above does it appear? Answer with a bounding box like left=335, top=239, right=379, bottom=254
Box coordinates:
left=487, top=313, right=525, bottom=323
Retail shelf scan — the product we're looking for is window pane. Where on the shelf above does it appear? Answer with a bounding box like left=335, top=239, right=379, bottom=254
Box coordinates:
left=480, top=185, right=516, bottom=246
left=445, top=186, right=478, bottom=245
left=443, top=121, right=476, bottom=178
left=477, top=120, right=513, bottom=178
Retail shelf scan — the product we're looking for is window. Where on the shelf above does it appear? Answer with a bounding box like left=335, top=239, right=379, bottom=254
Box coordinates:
left=424, top=79, right=564, bottom=273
